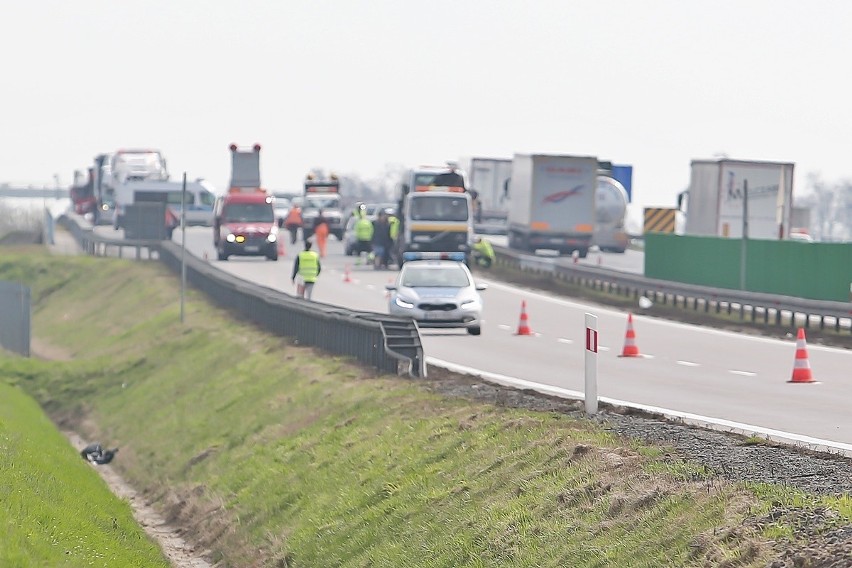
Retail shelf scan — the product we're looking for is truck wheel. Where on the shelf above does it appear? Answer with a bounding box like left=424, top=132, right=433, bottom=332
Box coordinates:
left=217, top=248, right=228, bottom=261
left=267, top=251, right=278, bottom=261
left=467, top=326, right=481, bottom=336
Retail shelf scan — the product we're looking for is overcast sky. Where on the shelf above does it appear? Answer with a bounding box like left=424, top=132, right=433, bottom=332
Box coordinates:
left=2, top=1, right=850, bottom=208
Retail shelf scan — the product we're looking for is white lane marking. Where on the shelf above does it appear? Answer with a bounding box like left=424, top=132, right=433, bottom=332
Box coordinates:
left=677, top=360, right=700, bottom=367
left=365, top=284, right=375, bottom=290
left=729, top=370, right=757, bottom=377
left=600, top=346, right=611, bottom=352
left=480, top=280, right=850, bottom=353
left=426, top=357, right=852, bottom=458
left=498, top=324, right=511, bottom=331
left=557, top=338, right=573, bottom=344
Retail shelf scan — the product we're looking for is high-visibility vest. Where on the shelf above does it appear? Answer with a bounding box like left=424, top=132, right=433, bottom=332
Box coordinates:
left=389, top=216, right=400, bottom=240
left=355, top=217, right=374, bottom=241
left=298, top=250, right=320, bottom=282
left=473, top=239, right=495, bottom=260
left=285, top=207, right=302, bottom=226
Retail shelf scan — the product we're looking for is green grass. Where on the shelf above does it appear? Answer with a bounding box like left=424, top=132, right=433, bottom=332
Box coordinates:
left=0, top=247, right=849, bottom=567
left=0, top=382, right=170, bottom=567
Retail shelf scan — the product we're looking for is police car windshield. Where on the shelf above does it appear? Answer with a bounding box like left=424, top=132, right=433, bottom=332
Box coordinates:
left=410, top=195, right=468, bottom=222
left=224, top=203, right=274, bottom=223
left=402, top=265, right=470, bottom=288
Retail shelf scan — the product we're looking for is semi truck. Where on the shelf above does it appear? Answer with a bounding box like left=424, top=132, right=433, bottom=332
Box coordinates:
left=396, top=164, right=474, bottom=265
left=678, top=158, right=794, bottom=240
left=457, top=157, right=512, bottom=223
left=506, top=154, right=598, bottom=257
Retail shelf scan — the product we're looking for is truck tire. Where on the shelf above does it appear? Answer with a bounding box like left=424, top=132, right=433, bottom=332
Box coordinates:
left=467, top=326, right=481, bottom=336
left=217, top=248, right=228, bottom=261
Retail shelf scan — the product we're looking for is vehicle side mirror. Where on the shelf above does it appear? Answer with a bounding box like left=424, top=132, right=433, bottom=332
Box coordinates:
left=385, top=284, right=397, bottom=291
left=475, top=283, right=488, bottom=291
left=277, top=218, right=284, bottom=228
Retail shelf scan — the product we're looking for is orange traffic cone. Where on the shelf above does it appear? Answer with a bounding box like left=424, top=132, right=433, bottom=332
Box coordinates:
left=619, top=313, right=641, bottom=357
left=343, top=264, right=352, bottom=283
left=515, top=301, right=533, bottom=336
left=788, top=328, right=815, bottom=383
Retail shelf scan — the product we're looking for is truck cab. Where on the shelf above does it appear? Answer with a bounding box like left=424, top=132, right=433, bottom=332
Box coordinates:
left=302, top=174, right=345, bottom=241
left=397, top=165, right=474, bottom=265
left=212, top=188, right=280, bottom=261
left=212, top=143, right=281, bottom=261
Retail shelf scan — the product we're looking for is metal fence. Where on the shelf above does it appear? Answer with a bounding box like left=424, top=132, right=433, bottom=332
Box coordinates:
left=58, top=214, right=426, bottom=377
left=493, top=246, right=852, bottom=333
left=0, top=281, right=30, bottom=356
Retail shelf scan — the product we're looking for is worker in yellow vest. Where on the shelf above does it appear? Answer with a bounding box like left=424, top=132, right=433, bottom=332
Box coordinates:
left=354, top=214, right=374, bottom=265
left=472, top=236, right=495, bottom=268
left=388, top=210, right=400, bottom=267
left=291, top=240, right=322, bottom=299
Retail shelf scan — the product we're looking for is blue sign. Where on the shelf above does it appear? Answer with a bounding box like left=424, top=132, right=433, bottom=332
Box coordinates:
left=610, top=165, right=633, bottom=202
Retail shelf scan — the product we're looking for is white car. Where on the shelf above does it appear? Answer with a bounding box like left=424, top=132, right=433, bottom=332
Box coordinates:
left=386, top=260, right=486, bottom=335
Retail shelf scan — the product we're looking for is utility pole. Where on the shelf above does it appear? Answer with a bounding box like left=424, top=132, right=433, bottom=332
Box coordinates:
left=180, top=172, right=187, bottom=323
left=740, top=179, right=749, bottom=290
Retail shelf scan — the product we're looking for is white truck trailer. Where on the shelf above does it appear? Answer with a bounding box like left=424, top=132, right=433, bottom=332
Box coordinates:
left=458, top=157, right=512, bottom=222
left=507, top=154, right=598, bottom=257
left=680, top=159, right=794, bottom=239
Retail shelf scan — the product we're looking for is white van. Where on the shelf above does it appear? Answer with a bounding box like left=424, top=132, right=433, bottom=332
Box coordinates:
left=113, top=179, right=217, bottom=229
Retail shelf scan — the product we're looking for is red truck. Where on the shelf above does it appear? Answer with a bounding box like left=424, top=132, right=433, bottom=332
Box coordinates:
left=212, top=144, right=282, bottom=261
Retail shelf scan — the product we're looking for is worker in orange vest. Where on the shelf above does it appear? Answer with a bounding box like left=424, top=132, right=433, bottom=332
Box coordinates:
left=284, top=205, right=303, bottom=245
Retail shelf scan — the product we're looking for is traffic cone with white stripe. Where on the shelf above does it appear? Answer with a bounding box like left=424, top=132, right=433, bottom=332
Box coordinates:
left=788, top=328, right=815, bottom=383
left=619, top=313, right=641, bottom=357
left=515, top=301, right=533, bottom=336
left=343, top=264, right=352, bottom=283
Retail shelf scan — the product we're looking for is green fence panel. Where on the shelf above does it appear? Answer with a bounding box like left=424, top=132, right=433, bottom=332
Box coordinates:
left=748, top=240, right=852, bottom=301
left=644, top=234, right=741, bottom=289
left=645, top=234, right=852, bottom=302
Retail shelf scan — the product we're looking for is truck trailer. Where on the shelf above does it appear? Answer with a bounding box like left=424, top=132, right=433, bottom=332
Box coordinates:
left=679, top=158, right=794, bottom=240
left=457, top=157, right=512, bottom=223
left=507, top=154, right=598, bottom=257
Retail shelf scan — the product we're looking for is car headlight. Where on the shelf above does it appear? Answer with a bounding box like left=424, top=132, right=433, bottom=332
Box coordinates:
left=460, top=299, right=480, bottom=310
left=267, top=233, right=277, bottom=243
left=226, top=233, right=236, bottom=243
left=394, top=297, right=415, bottom=309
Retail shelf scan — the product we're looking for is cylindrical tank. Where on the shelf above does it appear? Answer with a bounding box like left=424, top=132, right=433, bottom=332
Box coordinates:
left=594, top=175, right=629, bottom=252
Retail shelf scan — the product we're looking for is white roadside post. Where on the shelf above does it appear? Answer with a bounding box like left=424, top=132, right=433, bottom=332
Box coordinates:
left=584, top=312, right=598, bottom=415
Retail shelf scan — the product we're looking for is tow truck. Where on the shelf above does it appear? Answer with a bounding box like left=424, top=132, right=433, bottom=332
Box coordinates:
left=396, top=164, right=474, bottom=265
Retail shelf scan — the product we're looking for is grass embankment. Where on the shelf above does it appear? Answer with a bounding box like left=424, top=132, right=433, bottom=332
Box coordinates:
left=1, top=246, right=849, bottom=567
left=0, top=381, right=170, bottom=567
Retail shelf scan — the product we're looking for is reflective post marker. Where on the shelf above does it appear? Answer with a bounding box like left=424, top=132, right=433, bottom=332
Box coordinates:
left=584, top=312, right=598, bottom=415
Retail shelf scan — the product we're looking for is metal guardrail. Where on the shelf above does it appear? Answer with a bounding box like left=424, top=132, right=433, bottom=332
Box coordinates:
left=493, top=245, right=852, bottom=333
left=57, top=215, right=158, bottom=260
left=57, top=214, right=426, bottom=377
